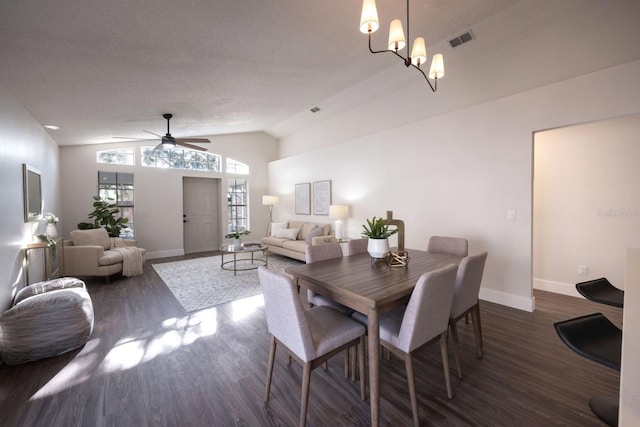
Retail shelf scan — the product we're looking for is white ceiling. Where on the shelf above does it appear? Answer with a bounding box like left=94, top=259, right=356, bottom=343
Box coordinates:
left=0, top=0, right=590, bottom=147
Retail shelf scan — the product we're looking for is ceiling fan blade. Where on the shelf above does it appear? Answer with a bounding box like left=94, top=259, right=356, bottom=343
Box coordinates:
left=175, top=137, right=211, bottom=143
left=144, top=130, right=163, bottom=138
left=175, top=141, right=208, bottom=152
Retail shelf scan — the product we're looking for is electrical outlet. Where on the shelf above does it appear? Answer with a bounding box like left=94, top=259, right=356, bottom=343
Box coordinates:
left=578, top=265, right=588, bottom=276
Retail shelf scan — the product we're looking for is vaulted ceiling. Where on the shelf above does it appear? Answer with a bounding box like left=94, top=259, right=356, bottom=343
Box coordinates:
left=0, top=0, right=620, bottom=147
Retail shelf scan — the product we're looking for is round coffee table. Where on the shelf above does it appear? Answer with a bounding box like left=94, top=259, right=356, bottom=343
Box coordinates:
left=220, top=244, right=268, bottom=275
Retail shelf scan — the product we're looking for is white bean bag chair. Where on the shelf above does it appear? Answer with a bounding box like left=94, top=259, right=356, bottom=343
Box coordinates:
left=0, top=277, right=94, bottom=365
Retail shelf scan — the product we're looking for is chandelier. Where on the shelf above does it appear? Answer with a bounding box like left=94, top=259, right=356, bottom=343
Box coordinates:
left=359, top=0, right=444, bottom=91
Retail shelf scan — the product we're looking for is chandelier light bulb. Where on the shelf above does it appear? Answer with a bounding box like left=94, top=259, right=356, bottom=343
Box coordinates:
left=360, top=0, right=379, bottom=33
left=387, top=19, right=406, bottom=51
left=428, top=53, right=445, bottom=79
left=410, top=37, right=427, bottom=66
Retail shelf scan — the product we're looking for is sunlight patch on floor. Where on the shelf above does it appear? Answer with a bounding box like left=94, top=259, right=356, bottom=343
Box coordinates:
left=231, top=294, right=264, bottom=322
left=100, top=308, right=218, bottom=373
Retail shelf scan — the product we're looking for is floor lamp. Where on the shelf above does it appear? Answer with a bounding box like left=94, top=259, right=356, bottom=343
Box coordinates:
left=262, top=195, right=279, bottom=236
left=329, top=205, right=349, bottom=241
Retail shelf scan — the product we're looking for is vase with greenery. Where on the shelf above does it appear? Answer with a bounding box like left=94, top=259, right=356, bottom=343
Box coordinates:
left=361, top=216, right=398, bottom=259
left=43, top=212, right=59, bottom=238
left=77, top=196, right=130, bottom=238
left=225, top=228, right=250, bottom=248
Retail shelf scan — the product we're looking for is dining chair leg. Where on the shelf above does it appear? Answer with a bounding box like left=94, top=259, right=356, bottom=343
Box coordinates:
left=265, top=336, right=277, bottom=402
left=350, top=346, right=357, bottom=382
left=440, top=332, right=453, bottom=399
left=300, top=362, right=312, bottom=427
left=450, top=321, right=463, bottom=379
left=344, top=349, right=350, bottom=378
left=359, top=337, right=366, bottom=400
left=472, top=303, right=483, bottom=358
left=404, top=353, right=420, bottom=427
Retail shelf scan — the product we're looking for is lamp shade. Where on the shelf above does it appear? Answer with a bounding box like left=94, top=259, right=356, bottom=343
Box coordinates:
left=428, top=53, right=445, bottom=79
left=329, top=205, right=349, bottom=220
left=387, top=19, right=406, bottom=51
left=410, top=37, right=427, bottom=66
left=262, top=195, right=279, bottom=206
left=359, top=0, right=379, bottom=34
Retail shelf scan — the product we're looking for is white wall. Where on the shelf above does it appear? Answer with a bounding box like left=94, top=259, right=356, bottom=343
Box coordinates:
left=0, top=83, right=60, bottom=310
left=268, top=61, right=640, bottom=312
left=534, top=115, right=640, bottom=295
left=59, top=132, right=278, bottom=258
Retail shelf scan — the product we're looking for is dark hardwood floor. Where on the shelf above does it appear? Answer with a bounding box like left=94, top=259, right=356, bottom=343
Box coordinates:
left=0, top=252, right=620, bottom=426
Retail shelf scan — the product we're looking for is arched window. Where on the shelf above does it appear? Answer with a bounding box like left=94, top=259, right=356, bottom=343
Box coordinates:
left=226, top=158, right=249, bottom=174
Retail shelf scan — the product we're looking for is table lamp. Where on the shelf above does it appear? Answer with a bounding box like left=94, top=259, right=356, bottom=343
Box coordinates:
left=329, top=205, right=349, bottom=241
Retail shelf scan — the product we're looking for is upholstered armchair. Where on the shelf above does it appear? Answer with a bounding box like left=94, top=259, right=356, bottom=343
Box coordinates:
left=63, top=228, right=145, bottom=280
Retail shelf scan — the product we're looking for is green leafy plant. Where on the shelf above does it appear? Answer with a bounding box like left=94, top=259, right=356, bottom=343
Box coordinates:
left=361, top=216, right=398, bottom=239
left=225, top=228, right=251, bottom=239
left=77, top=196, right=130, bottom=238
left=36, top=233, right=57, bottom=260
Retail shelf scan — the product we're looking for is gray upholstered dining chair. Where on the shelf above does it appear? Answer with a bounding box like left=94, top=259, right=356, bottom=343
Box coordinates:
left=258, top=267, right=366, bottom=427
left=304, top=243, right=353, bottom=315
left=347, top=238, right=368, bottom=255
left=355, top=264, right=458, bottom=427
left=427, top=235, right=469, bottom=257
left=448, top=252, right=488, bottom=378
left=305, top=243, right=356, bottom=377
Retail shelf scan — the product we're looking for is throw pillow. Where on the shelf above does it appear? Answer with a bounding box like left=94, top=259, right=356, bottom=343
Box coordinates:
left=305, top=225, right=324, bottom=244
left=275, top=228, right=300, bottom=240
left=270, top=222, right=287, bottom=237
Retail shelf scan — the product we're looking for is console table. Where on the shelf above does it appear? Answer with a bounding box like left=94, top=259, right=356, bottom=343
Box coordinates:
left=24, top=239, right=61, bottom=285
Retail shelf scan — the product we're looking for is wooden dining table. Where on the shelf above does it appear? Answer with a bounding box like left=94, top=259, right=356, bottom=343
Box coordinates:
left=285, top=248, right=462, bottom=427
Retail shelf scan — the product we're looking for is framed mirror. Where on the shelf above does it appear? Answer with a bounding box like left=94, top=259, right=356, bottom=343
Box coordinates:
left=23, top=164, right=43, bottom=222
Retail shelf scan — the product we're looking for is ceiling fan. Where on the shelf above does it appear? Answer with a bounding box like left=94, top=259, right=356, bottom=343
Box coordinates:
left=114, top=113, right=211, bottom=151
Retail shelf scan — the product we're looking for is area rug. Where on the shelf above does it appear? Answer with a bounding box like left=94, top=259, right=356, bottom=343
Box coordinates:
left=152, top=254, right=302, bottom=312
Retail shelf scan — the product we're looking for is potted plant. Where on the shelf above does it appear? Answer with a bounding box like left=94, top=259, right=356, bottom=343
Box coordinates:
left=77, top=196, right=130, bottom=238
left=43, top=212, right=59, bottom=239
left=361, top=216, right=398, bottom=259
left=225, top=228, right=250, bottom=248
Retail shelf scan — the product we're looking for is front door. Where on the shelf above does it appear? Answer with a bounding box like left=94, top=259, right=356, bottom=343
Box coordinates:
left=183, top=177, right=220, bottom=254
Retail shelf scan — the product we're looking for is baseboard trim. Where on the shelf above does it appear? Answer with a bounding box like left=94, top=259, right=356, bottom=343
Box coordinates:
left=533, top=278, right=582, bottom=298
left=145, top=249, right=185, bottom=260
left=479, top=288, right=535, bottom=312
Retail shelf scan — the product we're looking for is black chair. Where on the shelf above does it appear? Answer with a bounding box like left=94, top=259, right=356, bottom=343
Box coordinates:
left=576, top=278, right=624, bottom=308
left=554, top=313, right=622, bottom=426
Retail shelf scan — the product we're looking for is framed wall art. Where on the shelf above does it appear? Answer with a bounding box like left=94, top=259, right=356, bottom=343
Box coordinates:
left=313, top=180, right=332, bottom=215
left=295, top=183, right=311, bottom=215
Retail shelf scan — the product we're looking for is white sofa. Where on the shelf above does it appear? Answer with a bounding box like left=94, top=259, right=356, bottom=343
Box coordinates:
left=261, top=221, right=335, bottom=262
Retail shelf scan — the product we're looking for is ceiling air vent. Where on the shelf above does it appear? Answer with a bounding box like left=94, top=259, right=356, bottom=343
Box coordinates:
left=449, top=31, right=474, bottom=48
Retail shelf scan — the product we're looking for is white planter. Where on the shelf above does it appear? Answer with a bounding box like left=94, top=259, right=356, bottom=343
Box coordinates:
left=367, top=238, right=390, bottom=259
left=45, top=223, right=58, bottom=239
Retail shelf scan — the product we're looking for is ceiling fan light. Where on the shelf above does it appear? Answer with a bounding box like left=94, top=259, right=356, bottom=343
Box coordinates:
left=388, top=19, right=406, bottom=51
left=428, top=53, right=445, bottom=79
left=410, top=37, right=427, bottom=66
left=359, top=0, right=379, bottom=34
